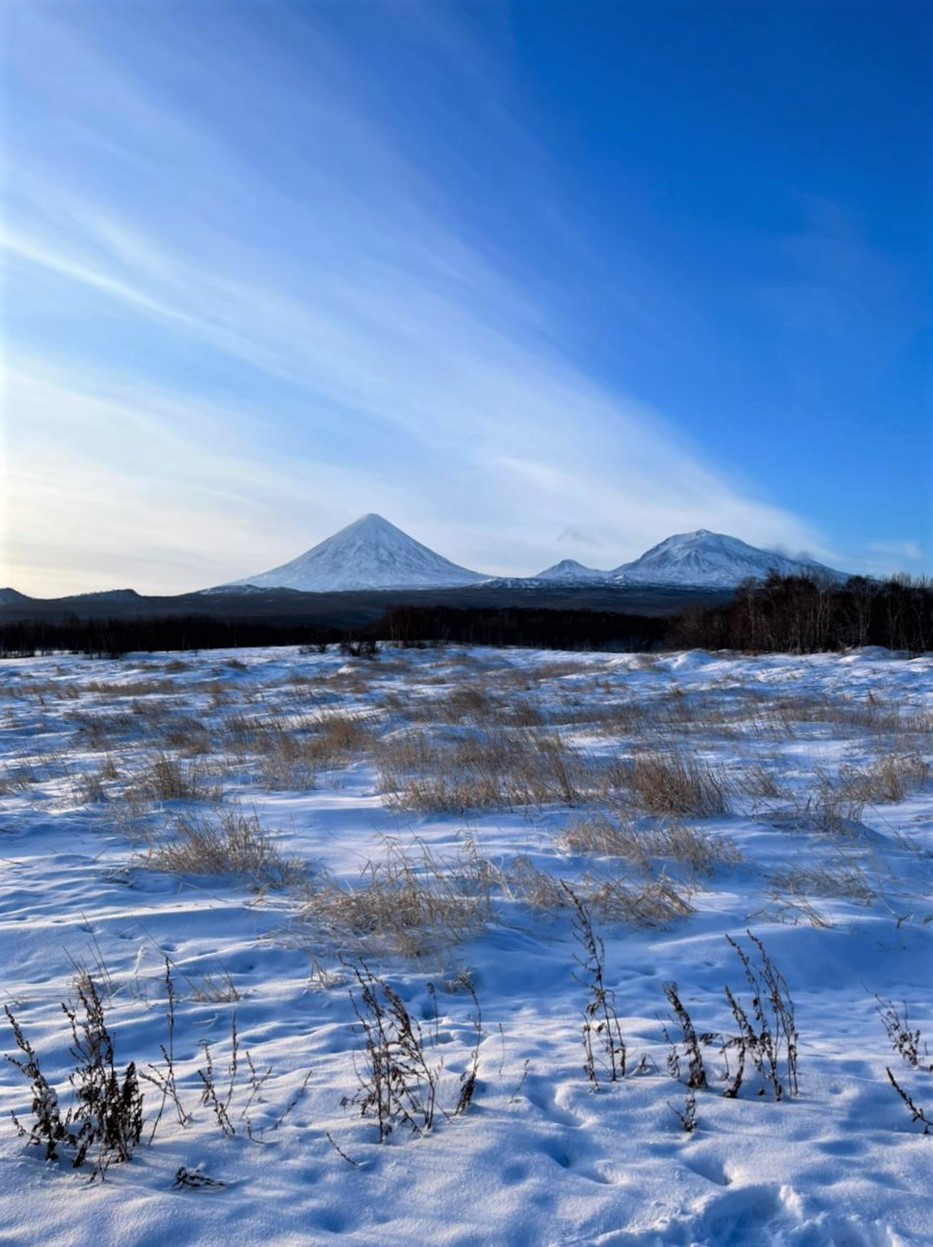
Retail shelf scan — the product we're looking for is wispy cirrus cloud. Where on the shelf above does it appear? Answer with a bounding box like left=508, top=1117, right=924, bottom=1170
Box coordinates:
left=863, top=540, right=927, bottom=575
left=2, top=2, right=839, bottom=594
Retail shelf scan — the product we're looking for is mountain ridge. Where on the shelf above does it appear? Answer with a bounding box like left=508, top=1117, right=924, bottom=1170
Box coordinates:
left=4, top=520, right=850, bottom=601
left=217, top=516, right=846, bottom=594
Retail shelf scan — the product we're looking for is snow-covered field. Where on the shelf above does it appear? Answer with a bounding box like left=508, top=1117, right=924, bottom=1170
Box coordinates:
left=1, top=643, right=931, bottom=1246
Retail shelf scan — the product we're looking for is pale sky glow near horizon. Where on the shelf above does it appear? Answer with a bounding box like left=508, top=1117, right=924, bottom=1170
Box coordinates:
left=1, top=0, right=930, bottom=596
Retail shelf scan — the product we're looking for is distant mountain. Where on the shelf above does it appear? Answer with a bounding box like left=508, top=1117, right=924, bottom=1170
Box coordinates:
left=63, top=589, right=142, bottom=602
left=613, top=530, right=846, bottom=588
left=0, top=588, right=31, bottom=605
left=534, top=558, right=612, bottom=583
left=221, top=513, right=488, bottom=592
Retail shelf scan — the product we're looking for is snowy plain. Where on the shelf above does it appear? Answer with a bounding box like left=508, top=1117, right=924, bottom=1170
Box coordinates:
left=0, top=642, right=931, bottom=1247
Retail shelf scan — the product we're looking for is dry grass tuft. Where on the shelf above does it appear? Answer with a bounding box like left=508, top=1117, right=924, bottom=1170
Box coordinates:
left=737, top=764, right=792, bottom=801
left=217, top=709, right=373, bottom=789
left=0, top=759, right=45, bottom=794
left=299, top=839, right=494, bottom=957
left=614, top=751, right=729, bottom=817
left=500, top=858, right=694, bottom=927
left=377, top=728, right=593, bottom=812
left=585, top=875, right=695, bottom=926
left=837, top=756, right=930, bottom=805
left=130, top=754, right=221, bottom=803
left=502, top=857, right=568, bottom=910
left=769, top=862, right=876, bottom=905
left=141, top=808, right=303, bottom=886
left=561, top=814, right=740, bottom=876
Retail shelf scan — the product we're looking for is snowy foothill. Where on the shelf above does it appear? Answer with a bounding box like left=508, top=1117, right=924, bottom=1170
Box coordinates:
left=0, top=642, right=931, bottom=1246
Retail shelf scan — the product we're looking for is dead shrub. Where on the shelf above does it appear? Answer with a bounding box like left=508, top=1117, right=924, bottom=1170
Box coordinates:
left=723, top=932, right=799, bottom=1101
left=342, top=962, right=482, bottom=1142
left=878, top=998, right=933, bottom=1134
left=563, top=884, right=626, bottom=1085
left=5, top=973, right=143, bottom=1178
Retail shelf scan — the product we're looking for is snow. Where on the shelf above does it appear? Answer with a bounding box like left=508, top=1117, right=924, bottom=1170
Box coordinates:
left=534, top=559, right=613, bottom=583
left=1, top=643, right=931, bottom=1246
left=614, top=531, right=847, bottom=588
left=63, top=589, right=143, bottom=602
left=207, top=516, right=848, bottom=597
left=222, top=513, right=488, bottom=592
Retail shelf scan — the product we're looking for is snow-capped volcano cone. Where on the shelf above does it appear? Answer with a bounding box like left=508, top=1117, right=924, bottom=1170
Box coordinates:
left=225, top=513, right=488, bottom=592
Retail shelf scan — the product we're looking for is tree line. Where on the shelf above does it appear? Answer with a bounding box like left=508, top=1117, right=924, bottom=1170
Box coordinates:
left=668, top=574, right=932, bottom=655
left=0, top=575, right=929, bottom=659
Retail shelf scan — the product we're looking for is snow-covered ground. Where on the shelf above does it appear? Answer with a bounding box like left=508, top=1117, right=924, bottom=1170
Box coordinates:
left=1, top=644, right=931, bottom=1246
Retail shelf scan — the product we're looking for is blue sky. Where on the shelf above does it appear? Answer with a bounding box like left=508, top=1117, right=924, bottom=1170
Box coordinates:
left=2, top=0, right=929, bottom=594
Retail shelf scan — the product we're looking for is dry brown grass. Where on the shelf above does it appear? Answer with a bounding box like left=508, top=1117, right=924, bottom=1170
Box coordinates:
left=404, top=682, right=547, bottom=730
left=502, top=857, right=568, bottom=910
left=432, top=684, right=495, bottom=723
left=73, top=711, right=136, bottom=750
left=140, top=808, right=302, bottom=886
left=161, top=659, right=191, bottom=674
left=613, top=750, right=729, bottom=817
left=585, top=875, right=695, bottom=926
left=128, top=754, right=222, bottom=803
left=0, top=759, right=44, bottom=794
left=769, top=862, right=876, bottom=905
left=216, top=709, right=374, bottom=789
left=500, top=857, right=694, bottom=927
left=736, top=764, right=792, bottom=801
left=560, top=814, right=740, bottom=876
left=376, top=728, right=593, bottom=811
left=761, top=694, right=933, bottom=741
left=298, top=839, right=495, bottom=957
left=83, top=677, right=175, bottom=697
left=806, top=772, right=865, bottom=833
left=782, top=755, right=931, bottom=837
left=836, top=755, right=930, bottom=805
left=574, top=687, right=770, bottom=740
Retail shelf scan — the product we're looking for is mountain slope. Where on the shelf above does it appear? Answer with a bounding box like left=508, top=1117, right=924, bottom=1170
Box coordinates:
left=534, top=558, right=612, bottom=583
left=224, top=514, right=488, bottom=592
left=613, top=530, right=846, bottom=588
